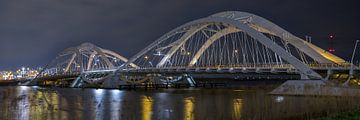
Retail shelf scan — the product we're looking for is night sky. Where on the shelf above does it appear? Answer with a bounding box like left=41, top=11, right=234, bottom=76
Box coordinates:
left=0, top=0, right=359, bottom=70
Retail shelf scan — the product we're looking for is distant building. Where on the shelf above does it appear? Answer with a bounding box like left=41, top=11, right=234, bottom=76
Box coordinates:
left=0, top=71, right=14, bottom=80
left=0, top=67, right=40, bottom=80
left=15, top=67, right=39, bottom=79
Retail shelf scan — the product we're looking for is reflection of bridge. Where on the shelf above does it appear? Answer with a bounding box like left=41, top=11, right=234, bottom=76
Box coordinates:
left=24, top=11, right=359, bottom=88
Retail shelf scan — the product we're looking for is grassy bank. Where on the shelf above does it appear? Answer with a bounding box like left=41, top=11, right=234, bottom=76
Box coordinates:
left=314, top=108, right=360, bottom=120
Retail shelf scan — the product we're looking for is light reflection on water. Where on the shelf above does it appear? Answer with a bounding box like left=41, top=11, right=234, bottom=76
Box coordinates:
left=93, top=89, right=104, bottom=120
left=141, top=95, right=153, bottom=120
left=232, top=99, right=242, bottom=120
left=184, top=97, right=194, bottom=120
left=17, top=86, right=29, bottom=120
left=110, top=90, right=123, bottom=120
left=275, top=96, right=284, bottom=103
left=1, top=86, right=360, bottom=120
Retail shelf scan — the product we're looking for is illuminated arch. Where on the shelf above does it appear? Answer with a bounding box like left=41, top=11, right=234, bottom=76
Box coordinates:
left=122, top=11, right=348, bottom=79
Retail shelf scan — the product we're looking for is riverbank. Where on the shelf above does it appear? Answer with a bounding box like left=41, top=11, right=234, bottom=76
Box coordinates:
left=0, top=80, right=18, bottom=86
left=314, top=108, right=360, bottom=120
left=270, top=80, right=360, bottom=96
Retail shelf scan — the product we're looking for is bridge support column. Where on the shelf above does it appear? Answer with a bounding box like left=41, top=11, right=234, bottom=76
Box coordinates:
left=183, top=74, right=196, bottom=87
left=70, top=75, right=86, bottom=88
left=102, top=73, right=126, bottom=89
left=325, top=69, right=333, bottom=81
left=343, top=70, right=355, bottom=86
left=300, top=73, right=309, bottom=80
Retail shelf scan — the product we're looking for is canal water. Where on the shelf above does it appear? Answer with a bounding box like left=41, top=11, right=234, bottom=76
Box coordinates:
left=0, top=86, right=360, bottom=120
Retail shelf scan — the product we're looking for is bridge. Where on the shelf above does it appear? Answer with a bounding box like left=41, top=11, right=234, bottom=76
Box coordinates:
left=24, top=11, right=360, bottom=88
left=23, top=43, right=135, bottom=86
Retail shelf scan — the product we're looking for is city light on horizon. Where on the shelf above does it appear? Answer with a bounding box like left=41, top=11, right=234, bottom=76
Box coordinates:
left=0, top=67, right=40, bottom=80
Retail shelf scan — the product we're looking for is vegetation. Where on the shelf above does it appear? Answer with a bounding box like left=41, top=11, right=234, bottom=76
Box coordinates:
left=314, top=108, right=360, bottom=120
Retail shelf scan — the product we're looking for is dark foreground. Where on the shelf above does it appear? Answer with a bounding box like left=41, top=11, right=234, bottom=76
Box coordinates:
left=315, top=108, right=360, bottom=120
left=1, top=86, right=360, bottom=120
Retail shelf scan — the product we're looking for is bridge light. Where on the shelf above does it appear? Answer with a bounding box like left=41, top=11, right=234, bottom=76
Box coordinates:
left=234, top=49, right=238, bottom=53
left=186, top=52, right=191, bottom=55
left=144, top=56, right=149, bottom=60
left=154, top=51, right=163, bottom=56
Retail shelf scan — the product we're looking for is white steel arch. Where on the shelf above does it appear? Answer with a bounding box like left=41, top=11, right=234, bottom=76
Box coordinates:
left=211, top=11, right=346, bottom=64
left=45, top=43, right=136, bottom=74
left=190, top=17, right=322, bottom=78
left=189, top=26, right=240, bottom=66
left=157, top=24, right=209, bottom=67
left=26, top=43, right=136, bottom=86
left=122, top=11, right=349, bottom=79
left=101, top=48, right=138, bottom=68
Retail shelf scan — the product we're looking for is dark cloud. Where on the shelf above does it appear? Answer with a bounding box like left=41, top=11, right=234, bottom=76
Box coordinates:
left=0, top=0, right=359, bottom=70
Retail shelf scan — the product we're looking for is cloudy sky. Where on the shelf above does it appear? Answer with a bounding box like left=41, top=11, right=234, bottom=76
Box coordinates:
left=0, top=0, right=359, bottom=70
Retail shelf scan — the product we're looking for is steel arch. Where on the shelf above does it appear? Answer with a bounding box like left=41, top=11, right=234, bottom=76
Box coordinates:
left=121, top=11, right=347, bottom=79
left=212, top=11, right=345, bottom=64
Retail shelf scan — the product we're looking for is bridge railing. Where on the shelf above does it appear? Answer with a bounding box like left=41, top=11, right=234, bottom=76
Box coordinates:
left=34, top=63, right=360, bottom=77
left=128, top=64, right=296, bottom=70
left=127, top=62, right=360, bottom=71
left=307, top=63, right=355, bottom=69
left=37, top=71, right=82, bottom=78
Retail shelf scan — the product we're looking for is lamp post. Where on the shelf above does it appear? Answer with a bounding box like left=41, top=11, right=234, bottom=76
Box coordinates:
left=350, top=40, right=359, bottom=68
left=344, top=40, right=359, bottom=86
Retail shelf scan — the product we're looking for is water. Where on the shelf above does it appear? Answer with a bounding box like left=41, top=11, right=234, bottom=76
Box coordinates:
left=0, top=86, right=359, bottom=120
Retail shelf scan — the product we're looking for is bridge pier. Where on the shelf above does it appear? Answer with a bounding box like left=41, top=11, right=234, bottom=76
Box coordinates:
left=324, top=69, right=333, bottom=81
left=70, top=75, right=83, bottom=88
left=102, top=72, right=127, bottom=89
left=300, top=73, right=310, bottom=80
left=183, top=74, right=196, bottom=87
left=343, top=70, right=356, bottom=86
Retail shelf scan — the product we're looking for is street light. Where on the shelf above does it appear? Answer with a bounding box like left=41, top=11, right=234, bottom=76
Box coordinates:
left=350, top=40, right=359, bottom=69
left=344, top=40, right=359, bottom=86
